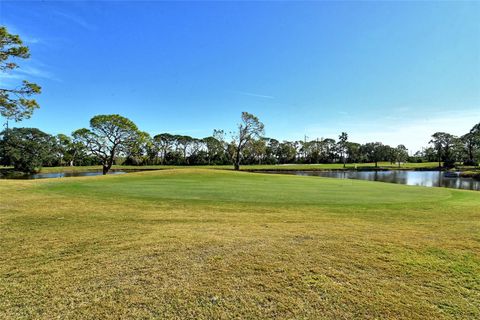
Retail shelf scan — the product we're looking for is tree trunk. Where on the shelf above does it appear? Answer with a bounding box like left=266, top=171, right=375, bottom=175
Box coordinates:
left=103, top=150, right=115, bottom=175
left=103, top=161, right=114, bottom=175
left=375, top=161, right=378, bottom=168
left=234, top=151, right=240, bottom=170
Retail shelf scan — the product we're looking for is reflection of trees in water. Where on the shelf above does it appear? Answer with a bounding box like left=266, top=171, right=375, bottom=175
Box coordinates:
left=442, top=176, right=478, bottom=190
left=356, top=171, right=408, bottom=184
left=288, top=170, right=479, bottom=191
left=387, top=171, right=408, bottom=185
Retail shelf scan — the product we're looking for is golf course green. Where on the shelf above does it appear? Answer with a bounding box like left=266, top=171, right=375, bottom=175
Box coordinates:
left=1, top=169, right=479, bottom=319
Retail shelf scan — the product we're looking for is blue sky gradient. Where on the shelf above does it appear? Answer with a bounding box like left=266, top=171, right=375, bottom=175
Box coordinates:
left=1, top=0, right=479, bottom=151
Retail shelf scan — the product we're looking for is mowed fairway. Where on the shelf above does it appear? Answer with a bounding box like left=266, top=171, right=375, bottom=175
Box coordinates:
left=1, top=169, right=479, bottom=319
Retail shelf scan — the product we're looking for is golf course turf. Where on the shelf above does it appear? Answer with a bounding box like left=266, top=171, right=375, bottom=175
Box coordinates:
left=1, top=169, right=479, bottom=319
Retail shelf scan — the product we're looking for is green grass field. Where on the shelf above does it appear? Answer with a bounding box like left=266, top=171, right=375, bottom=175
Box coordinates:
left=1, top=169, right=479, bottom=319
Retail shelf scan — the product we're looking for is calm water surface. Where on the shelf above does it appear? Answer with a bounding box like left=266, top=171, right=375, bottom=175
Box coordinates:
left=262, top=170, right=480, bottom=191
left=0, top=169, right=137, bottom=179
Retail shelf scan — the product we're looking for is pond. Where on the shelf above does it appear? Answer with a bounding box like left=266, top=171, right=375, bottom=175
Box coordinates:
left=259, top=170, right=480, bottom=191
left=0, top=169, right=142, bottom=180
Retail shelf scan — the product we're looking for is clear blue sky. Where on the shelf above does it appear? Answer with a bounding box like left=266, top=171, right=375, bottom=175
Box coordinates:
left=1, top=0, right=479, bottom=152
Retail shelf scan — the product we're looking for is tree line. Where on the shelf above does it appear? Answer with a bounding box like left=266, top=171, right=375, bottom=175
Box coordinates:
left=1, top=26, right=479, bottom=174
left=1, top=112, right=479, bottom=174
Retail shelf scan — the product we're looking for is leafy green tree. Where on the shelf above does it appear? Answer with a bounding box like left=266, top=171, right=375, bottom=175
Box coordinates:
left=306, top=139, right=321, bottom=163
left=385, top=145, right=397, bottom=165
left=0, top=127, right=55, bottom=173
left=319, top=138, right=336, bottom=163
left=243, top=138, right=268, bottom=164
left=346, top=142, right=361, bottom=163
left=461, top=122, right=480, bottom=165
left=52, top=134, right=88, bottom=166
left=164, top=149, right=183, bottom=165
left=0, top=26, right=41, bottom=122
left=337, top=132, right=348, bottom=167
left=461, top=132, right=476, bottom=165
left=430, top=132, right=458, bottom=168
left=452, top=137, right=466, bottom=164
left=202, top=136, right=226, bottom=164
left=53, top=134, right=74, bottom=166
left=72, top=114, right=139, bottom=174
left=174, top=135, right=193, bottom=164
left=395, top=145, right=409, bottom=168
left=409, top=150, right=425, bottom=163
left=144, top=136, right=159, bottom=165
left=124, top=131, right=151, bottom=165
left=153, top=133, right=175, bottom=164
left=360, top=142, right=386, bottom=167
left=187, top=138, right=203, bottom=164
left=430, top=133, right=444, bottom=167
left=211, top=129, right=232, bottom=164
left=265, top=138, right=280, bottom=164
left=471, top=123, right=480, bottom=164
left=276, top=141, right=296, bottom=164
left=231, top=112, right=264, bottom=170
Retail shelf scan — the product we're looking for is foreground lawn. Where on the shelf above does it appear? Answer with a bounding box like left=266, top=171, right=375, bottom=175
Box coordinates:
left=1, top=169, right=479, bottom=319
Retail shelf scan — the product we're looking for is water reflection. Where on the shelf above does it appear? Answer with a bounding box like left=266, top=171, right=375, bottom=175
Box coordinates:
left=0, top=169, right=133, bottom=180
left=262, top=170, right=480, bottom=191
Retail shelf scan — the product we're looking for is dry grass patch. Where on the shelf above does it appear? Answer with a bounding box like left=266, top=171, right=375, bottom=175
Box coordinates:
left=1, top=169, right=479, bottom=319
